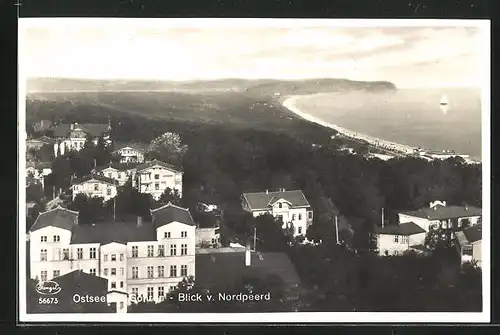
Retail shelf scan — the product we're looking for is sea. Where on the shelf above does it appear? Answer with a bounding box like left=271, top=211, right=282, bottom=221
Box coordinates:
left=292, top=88, right=483, bottom=160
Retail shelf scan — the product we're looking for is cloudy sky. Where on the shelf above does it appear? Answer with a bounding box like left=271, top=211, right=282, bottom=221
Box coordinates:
left=20, top=19, right=488, bottom=88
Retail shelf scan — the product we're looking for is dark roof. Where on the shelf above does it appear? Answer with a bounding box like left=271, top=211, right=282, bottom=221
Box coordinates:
left=375, top=222, right=426, bottom=236
left=196, top=251, right=301, bottom=289
left=29, top=206, right=79, bottom=232
left=151, top=203, right=196, bottom=228
left=70, top=220, right=157, bottom=244
left=401, top=205, right=482, bottom=221
left=94, top=162, right=139, bottom=172
left=463, top=224, right=482, bottom=244
left=242, top=190, right=310, bottom=210
left=136, top=160, right=183, bottom=173
left=54, top=269, right=108, bottom=288
left=73, top=174, right=119, bottom=186
left=33, top=120, right=53, bottom=132
left=112, top=142, right=149, bottom=153
left=53, top=123, right=109, bottom=138
left=26, top=161, right=51, bottom=170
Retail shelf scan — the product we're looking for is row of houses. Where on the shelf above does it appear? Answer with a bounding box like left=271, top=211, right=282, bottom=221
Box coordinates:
left=375, top=200, right=482, bottom=266
left=72, top=159, right=183, bottom=202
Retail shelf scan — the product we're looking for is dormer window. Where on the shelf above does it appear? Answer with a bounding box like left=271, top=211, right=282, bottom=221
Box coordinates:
left=278, top=203, right=282, bottom=208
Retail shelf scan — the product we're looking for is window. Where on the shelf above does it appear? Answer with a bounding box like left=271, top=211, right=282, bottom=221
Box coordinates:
left=164, top=232, right=171, bottom=238
left=40, top=271, right=47, bottom=282
left=40, top=249, right=47, bottom=261
left=181, top=231, right=187, bottom=238
left=278, top=203, right=282, bottom=208
left=211, top=238, right=216, bottom=245
left=292, top=214, right=296, bottom=220
left=131, top=287, right=138, bottom=297
left=94, top=183, right=99, bottom=191
left=119, top=302, right=124, bottom=310
left=107, top=188, right=112, bottom=196
left=155, top=174, right=160, bottom=179
left=169, top=286, right=176, bottom=292
left=298, top=227, right=302, bottom=235
left=147, top=266, right=154, bottom=278
left=53, top=270, right=60, bottom=278
left=155, top=183, right=159, bottom=190
left=394, top=235, right=399, bottom=243
left=132, top=267, right=138, bottom=279
left=158, top=245, right=165, bottom=257
left=77, top=248, right=83, bottom=259
left=132, top=246, right=138, bottom=258
left=181, top=265, right=188, bottom=277
left=111, top=254, right=116, bottom=261
left=120, top=281, right=124, bottom=288
left=181, top=244, right=187, bottom=255
left=111, top=282, right=116, bottom=289
left=90, top=269, right=96, bottom=276
left=111, top=268, right=116, bottom=276
left=104, top=254, right=109, bottom=262
left=147, top=287, right=154, bottom=300
left=401, top=236, right=409, bottom=244
left=170, top=244, right=177, bottom=256
left=120, top=254, right=124, bottom=261
left=108, top=172, right=112, bottom=178
left=441, top=220, right=447, bottom=229
left=89, top=247, right=96, bottom=259
left=170, top=265, right=177, bottom=277
left=103, top=268, right=109, bottom=276
left=40, top=236, right=47, bottom=242
left=158, top=287, right=165, bottom=298
left=298, top=213, right=302, bottom=220
left=120, top=267, right=124, bottom=276
left=308, top=211, right=313, bottom=219
left=147, top=245, right=154, bottom=257
left=53, top=235, right=60, bottom=242
left=158, top=266, right=164, bottom=278
left=62, top=248, right=69, bottom=260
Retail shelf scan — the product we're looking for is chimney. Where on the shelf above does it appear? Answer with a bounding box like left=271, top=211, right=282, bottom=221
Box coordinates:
left=137, top=216, right=143, bottom=227
left=245, top=245, right=251, bottom=266
left=266, top=190, right=269, bottom=194
left=70, top=123, right=74, bottom=130
left=465, top=204, right=468, bottom=211
left=443, top=201, right=446, bottom=206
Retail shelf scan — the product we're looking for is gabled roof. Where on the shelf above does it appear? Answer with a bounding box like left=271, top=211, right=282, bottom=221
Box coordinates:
left=400, top=205, right=482, bottom=221
left=135, top=159, right=183, bottom=173
left=196, top=251, right=301, bottom=289
left=70, top=220, right=157, bottom=244
left=29, top=206, right=79, bottom=232
left=242, top=190, right=310, bottom=210
left=151, top=202, right=195, bottom=228
left=73, top=174, right=119, bottom=186
left=53, top=123, right=109, bottom=138
left=374, top=222, right=426, bottom=236
left=462, top=224, right=482, bottom=244
left=112, top=142, right=149, bottom=153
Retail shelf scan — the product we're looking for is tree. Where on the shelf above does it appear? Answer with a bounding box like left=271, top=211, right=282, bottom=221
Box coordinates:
left=148, top=132, right=187, bottom=166
left=26, top=184, right=44, bottom=203
left=156, top=187, right=182, bottom=207
left=68, top=194, right=107, bottom=224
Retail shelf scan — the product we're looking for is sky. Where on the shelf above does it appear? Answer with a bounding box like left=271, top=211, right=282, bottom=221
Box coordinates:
left=19, top=19, right=488, bottom=88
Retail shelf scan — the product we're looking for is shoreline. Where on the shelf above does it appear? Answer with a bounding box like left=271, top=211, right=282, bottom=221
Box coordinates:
left=281, top=94, right=481, bottom=164
left=281, top=94, right=417, bottom=156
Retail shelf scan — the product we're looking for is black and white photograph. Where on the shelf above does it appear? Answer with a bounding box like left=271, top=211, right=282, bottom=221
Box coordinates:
left=18, top=18, right=490, bottom=323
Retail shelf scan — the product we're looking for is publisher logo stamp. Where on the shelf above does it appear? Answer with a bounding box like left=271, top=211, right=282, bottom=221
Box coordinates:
left=36, top=281, right=62, bottom=296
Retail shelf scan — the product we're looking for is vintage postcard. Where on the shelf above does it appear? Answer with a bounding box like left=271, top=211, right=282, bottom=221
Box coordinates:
left=18, top=18, right=490, bottom=323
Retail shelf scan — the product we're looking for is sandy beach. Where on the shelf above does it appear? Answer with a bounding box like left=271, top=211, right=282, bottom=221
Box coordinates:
left=282, top=95, right=417, bottom=155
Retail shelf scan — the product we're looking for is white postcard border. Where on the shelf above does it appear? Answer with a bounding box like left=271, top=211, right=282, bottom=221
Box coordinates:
left=18, top=18, right=491, bottom=323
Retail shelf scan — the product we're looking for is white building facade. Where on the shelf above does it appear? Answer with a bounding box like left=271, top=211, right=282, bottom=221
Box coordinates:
left=241, top=189, right=313, bottom=237
left=93, top=164, right=138, bottom=186
left=28, top=204, right=197, bottom=313
left=112, top=145, right=146, bottom=164
left=134, top=160, right=183, bottom=200
left=72, top=175, right=119, bottom=202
